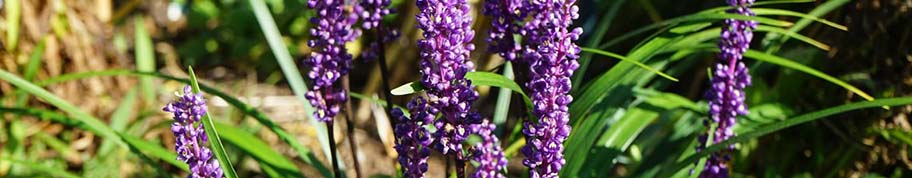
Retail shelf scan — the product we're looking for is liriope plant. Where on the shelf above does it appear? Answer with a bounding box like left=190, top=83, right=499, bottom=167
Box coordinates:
left=2, top=0, right=909, bottom=178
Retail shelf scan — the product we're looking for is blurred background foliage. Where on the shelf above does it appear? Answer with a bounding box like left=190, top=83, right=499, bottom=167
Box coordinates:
left=0, top=0, right=910, bottom=177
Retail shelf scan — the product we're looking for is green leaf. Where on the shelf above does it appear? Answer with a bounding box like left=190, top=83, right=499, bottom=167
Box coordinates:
left=390, top=71, right=535, bottom=114
left=188, top=67, right=239, bottom=178
left=763, top=0, right=850, bottom=54
left=755, top=25, right=830, bottom=51
left=0, top=158, right=79, bottom=178
left=665, top=45, right=876, bottom=102
left=599, top=12, right=793, bottom=49
left=5, top=0, right=20, bottom=51
left=134, top=16, right=157, bottom=106
left=214, top=122, right=302, bottom=177
left=580, top=48, right=679, bottom=82
left=35, top=69, right=332, bottom=176
left=742, top=50, right=875, bottom=101
left=493, top=62, right=515, bottom=133
left=0, top=70, right=127, bottom=148
left=658, top=97, right=912, bottom=177
left=249, top=1, right=337, bottom=174
left=98, top=88, right=138, bottom=155
left=573, top=0, right=630, bottom=89
left=0, top=107, right=189, bottom=172
left=391, top=82, right=425, bottom=96
left=752, top=8, right=847, bottom=31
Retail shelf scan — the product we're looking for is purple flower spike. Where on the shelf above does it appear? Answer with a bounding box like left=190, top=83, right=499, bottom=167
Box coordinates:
left=163, top=86, right=224, bottom=178
left=471, top=120, right=508, bottom=178
left=305, top=0, right=359, bottom=122
left=393, top=98, right=436, bottom=178
left=519, top=0, right=581, bottom=177
left=355, top=0, right=393, bottom=30
left=696, top=0, right=756, bottom=177
left=483, top=0, right=526, bottom=61
left=415, top=0, right=480, bottom=159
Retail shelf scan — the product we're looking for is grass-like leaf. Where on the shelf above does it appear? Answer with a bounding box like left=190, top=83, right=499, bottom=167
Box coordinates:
left=188, top=67, right=239, bottom=178
left=0, top=107, right=190, bottom=172
left=135, top=16, right=156, bottom=106
left=742, top=50, right=875, bottom=101
left=492, top=62, right=515, bottom=133
left=35, top=69, right=332, bottom=176
left=248, top=1, right=338, bottom=174
left=390, top=71, right=535, bottom=114
left=5, top=0, right=20, bottom=51
left=391, top=82, right=425, bottom=96
left=0, top=70, right=127, bottom=148
left=214, top=122, right=302, bottom=177
left=580, top=48, right=679, bottom=82
left=0, top=158, right=79, bottom=178
left=658, top=97, right=912, bottom=177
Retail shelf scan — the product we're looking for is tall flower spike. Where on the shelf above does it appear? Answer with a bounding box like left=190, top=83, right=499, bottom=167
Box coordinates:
left=483, top=0, right=526, bottom=61
left=697, top=0, right=755, bottom=177
left=393, top=97, right=436, bottom=178
left=415, top=0, right=481, bottom=159
left=163, top=86, right=224, bottom=178
left=355, top=0, right=400, bottom=62
left=305, top=0, right=359, bottom=122
left=520, top=0, right=582, bottom=177
left=471, top=120, right=508, bottom=178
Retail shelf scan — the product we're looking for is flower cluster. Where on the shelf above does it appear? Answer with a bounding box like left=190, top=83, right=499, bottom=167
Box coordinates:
left=355, top=0, right=401, bottom=62
left=483, top=0, right=526, bottom=61
left=355, top=0, right=393, bottom=30
left=163, top=86, right=223, bottom=178
left=304, top=0, right=359, bottom=122
left=519, top=0, right=582, bottom=177
left=415, top=0, right=481, bottom=159
left=470, top=120, right=508, bottom=178
left=697, top=0, right=755, bottom=177
left=392, top=98, right=436, bottom=177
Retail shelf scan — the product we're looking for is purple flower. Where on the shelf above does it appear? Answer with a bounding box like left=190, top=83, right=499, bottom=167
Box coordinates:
left=415, top=0, right=480, bottom=159
left=393, top=97, right=436, bottom=178
left=305, top=0, right=359, bottom=122
left=355, top=0, right=393, bottom=30
left=470, top=120, right=508, bottom=178
left=163, top=86, right=223, bottom=178
left=696, top=1, right=755, bottom=177
left=483, top=0, right=526, bottom=61
left=519, top=0, right=581, bottom=177
left=355, top=0, right=400, bottom=62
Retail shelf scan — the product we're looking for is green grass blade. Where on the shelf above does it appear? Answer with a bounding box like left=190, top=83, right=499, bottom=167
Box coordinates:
left=0, top=70, right=126, bottom=147
left=248, top=1, right=338, bottom=173
left=0, top=158, right=79, bottom=178
left=659, top=97, right=912, bottom=177
left=743, top=50, right=874, bottom=101
left=0, top=107, right=190, bottom=172
left=599, top=12, right=793, bottom=49
left=755, top=25, right=830, bottom=51
left=580, top=48, right=679, bottom=82
left=188, top=67, right=239, bottom=178
left=98, top=88, right=137, bottom=155
left=752, top=8, right=847, bottom=31
left=492, top=62, right=515, bottom=133
left=391, top=82, right=426, bottom=96
left=35, top=69, right=333, bottom=177
left=764, top=0, right=850, bottom=54
left=573, top=0, right=630, bottom=89
left=5, top=0, right=20, bottom=51
left=215, top=122, right=302, bottom=177
left=134, top=16, right=157, bottom=106
left=391, top=71, right=535, bottom=114
left=4, top=37, right=45, bottom=176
